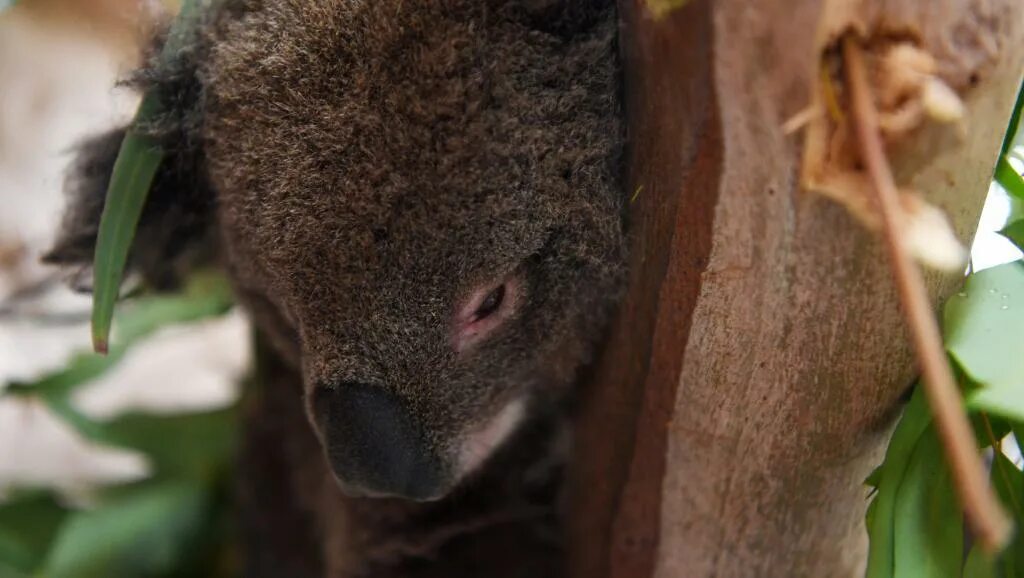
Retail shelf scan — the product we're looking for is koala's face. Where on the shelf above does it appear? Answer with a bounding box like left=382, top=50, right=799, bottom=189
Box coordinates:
left=204, top=0, right=623, bottom=500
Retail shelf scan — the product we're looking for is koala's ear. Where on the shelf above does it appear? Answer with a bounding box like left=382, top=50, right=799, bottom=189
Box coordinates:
left=515, top=0, right=615, bottom=35
left=44, top=20, right=213, bottom=291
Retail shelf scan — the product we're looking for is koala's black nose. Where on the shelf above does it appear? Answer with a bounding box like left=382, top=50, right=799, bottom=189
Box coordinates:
left=311, top=383, right=446, bottom=501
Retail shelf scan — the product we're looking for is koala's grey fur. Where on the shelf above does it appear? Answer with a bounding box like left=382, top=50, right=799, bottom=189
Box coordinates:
left=46, top=0, right=625, bottom=576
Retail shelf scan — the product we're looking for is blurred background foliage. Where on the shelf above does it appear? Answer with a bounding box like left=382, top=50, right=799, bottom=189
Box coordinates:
left=0, top=1, right=246, bottom=576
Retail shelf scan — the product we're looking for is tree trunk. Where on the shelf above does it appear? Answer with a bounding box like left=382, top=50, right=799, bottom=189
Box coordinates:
left=568, top=1, right=1024, bottom=577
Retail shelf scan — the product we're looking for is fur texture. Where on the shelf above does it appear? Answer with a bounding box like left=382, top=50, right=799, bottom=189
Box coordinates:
left=48, top=0, right=624, bottom=575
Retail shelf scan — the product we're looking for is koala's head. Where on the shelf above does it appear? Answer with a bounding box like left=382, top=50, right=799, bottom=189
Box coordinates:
left=47, top=0, right=624, bottom=501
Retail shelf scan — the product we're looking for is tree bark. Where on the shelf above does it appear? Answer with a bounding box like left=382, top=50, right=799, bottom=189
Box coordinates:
left=568, top=1, right=1024, bottom=577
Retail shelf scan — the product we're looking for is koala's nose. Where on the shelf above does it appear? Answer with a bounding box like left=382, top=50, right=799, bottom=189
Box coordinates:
left=311, top=382, right=447, bottom=501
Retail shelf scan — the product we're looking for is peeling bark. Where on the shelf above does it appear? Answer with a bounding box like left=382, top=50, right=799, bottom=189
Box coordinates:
left=567, top=0, right=1024, bottom=576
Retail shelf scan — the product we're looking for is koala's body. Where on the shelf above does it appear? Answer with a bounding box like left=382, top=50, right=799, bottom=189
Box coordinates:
left=48, top=0, right=625, bottom=576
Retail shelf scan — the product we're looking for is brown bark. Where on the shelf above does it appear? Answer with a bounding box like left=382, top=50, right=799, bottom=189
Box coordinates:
left=568, top=1, right=1024, bottom=577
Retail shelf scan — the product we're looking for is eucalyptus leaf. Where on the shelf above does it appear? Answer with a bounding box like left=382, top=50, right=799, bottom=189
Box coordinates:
left=996, top=156, right=1024, bottom=201
left=892, top=426, right=963, bottom=578
left=990, top=452, right=1023, bottom=576
left=971, top=413, right=1013, bottom=449
left=101, top=408, right=237, bottom=481
left=866, top=464, right=883, bottom=489
left=865, top=387, right=932, bottom=578
left=944, top=262, right=1024, bottom=391
left=963, top=546, right=995, bottom=578
left=4, top=272, right=233, bottom=401
left=1000, top=81, right=1024, bottom=158
left=89, top=0, right=202, bottom=353
left=29, top=399, right=236, bottom=483
left=90, top=95, right=165, bottom=354
left=972, top=385, right=1024, bottom=425
left=0, top=492, right=67, bottom=574
left=42, top=483, right=208, bottom=578
left=946, top=261, right=1024, bottom=439
left=1000, top=219, right=1024, bottom=253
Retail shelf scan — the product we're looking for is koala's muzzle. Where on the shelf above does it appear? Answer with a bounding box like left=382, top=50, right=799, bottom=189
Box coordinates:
left=311, top=383, right=447, bottom=501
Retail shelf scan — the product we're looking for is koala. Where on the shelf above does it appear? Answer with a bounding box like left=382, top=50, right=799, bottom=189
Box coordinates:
left=46, top=0, right=625, bottom=576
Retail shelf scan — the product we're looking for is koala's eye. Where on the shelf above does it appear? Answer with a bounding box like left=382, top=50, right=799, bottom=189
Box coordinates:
left=474, top=285, right=506, bottom=321
left=453, top=277, right=521, bottom=353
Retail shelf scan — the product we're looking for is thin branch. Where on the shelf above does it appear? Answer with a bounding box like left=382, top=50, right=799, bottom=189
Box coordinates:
left=842, top=35, right=1011, bottom=552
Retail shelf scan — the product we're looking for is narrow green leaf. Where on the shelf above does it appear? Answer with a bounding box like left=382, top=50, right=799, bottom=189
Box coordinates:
left=865, top=464, right=883, bottom=488
left=999, top=81, right=1024, bottom=158
left=990, top=452, right=1023, bottom=576
left=892, top=426, right=963, bottom=578
left=996, top=156, right=1024, bottom=201
left=866, top=489, right=879, bottom=528
left=970, top=412, right=1013, bottom=450
left=89, top=0, right=202, bottom=354
left=42, top=483, right=208, bottom=578
left=90, top=95, right=165, bottom=354
left=1000, top=219, right=1024, bottom=253
left=865, top=386, right=933, bottom=578
left=5, top=273, right=233, bottom=401
left=963, top=546, right=995, bottom=578
left=949, top=449, right=1023, bottom=578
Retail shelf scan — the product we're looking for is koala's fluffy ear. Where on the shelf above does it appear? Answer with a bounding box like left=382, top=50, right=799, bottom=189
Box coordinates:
left=515, top=0, right=615, bottom=35
left=44, top=27, right=213, bottom=291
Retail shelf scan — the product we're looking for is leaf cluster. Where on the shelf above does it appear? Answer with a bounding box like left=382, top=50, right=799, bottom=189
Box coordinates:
left=0, top=273, right=238, bottom=578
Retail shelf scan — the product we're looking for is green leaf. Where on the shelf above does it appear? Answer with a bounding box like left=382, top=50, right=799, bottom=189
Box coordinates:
left=972, top=385, right=1024, bottom=425
left=892, top=426, right=963, bottom=578
left=90, top=95, right=165, bottom=354
left=0, top=492, right=67, bottom=574
left=963, top=546, right=995, bottom=578
left=945, top=262, right=1024, bottom=423
left=1000, top=219, right=1024, bottom=253
left=999, top=81, right=1024, bottom=158
left=995, top=156, right=1024, bottom=201
left=866, top=488, right=879, bottom=528
left=866, top=464, right=883, bottom=488
left=971, top=413, right=1013, bottom=449
left=42, top=483, right=208, bottom=578
left=1010, top=196, right=1024, bottom=229
left=22, top=400, right=237, bottom=483
left=89, top=0, right=203, bottom=354
left=944, top=262, right=1024, bottom=389
left=101, top=408, right=238, bottom=481
left=5, top=272, right=233, bottom=401
left=865, top=386, right=933, bottom=578
left=990, top=451, right=1023, bottom=576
